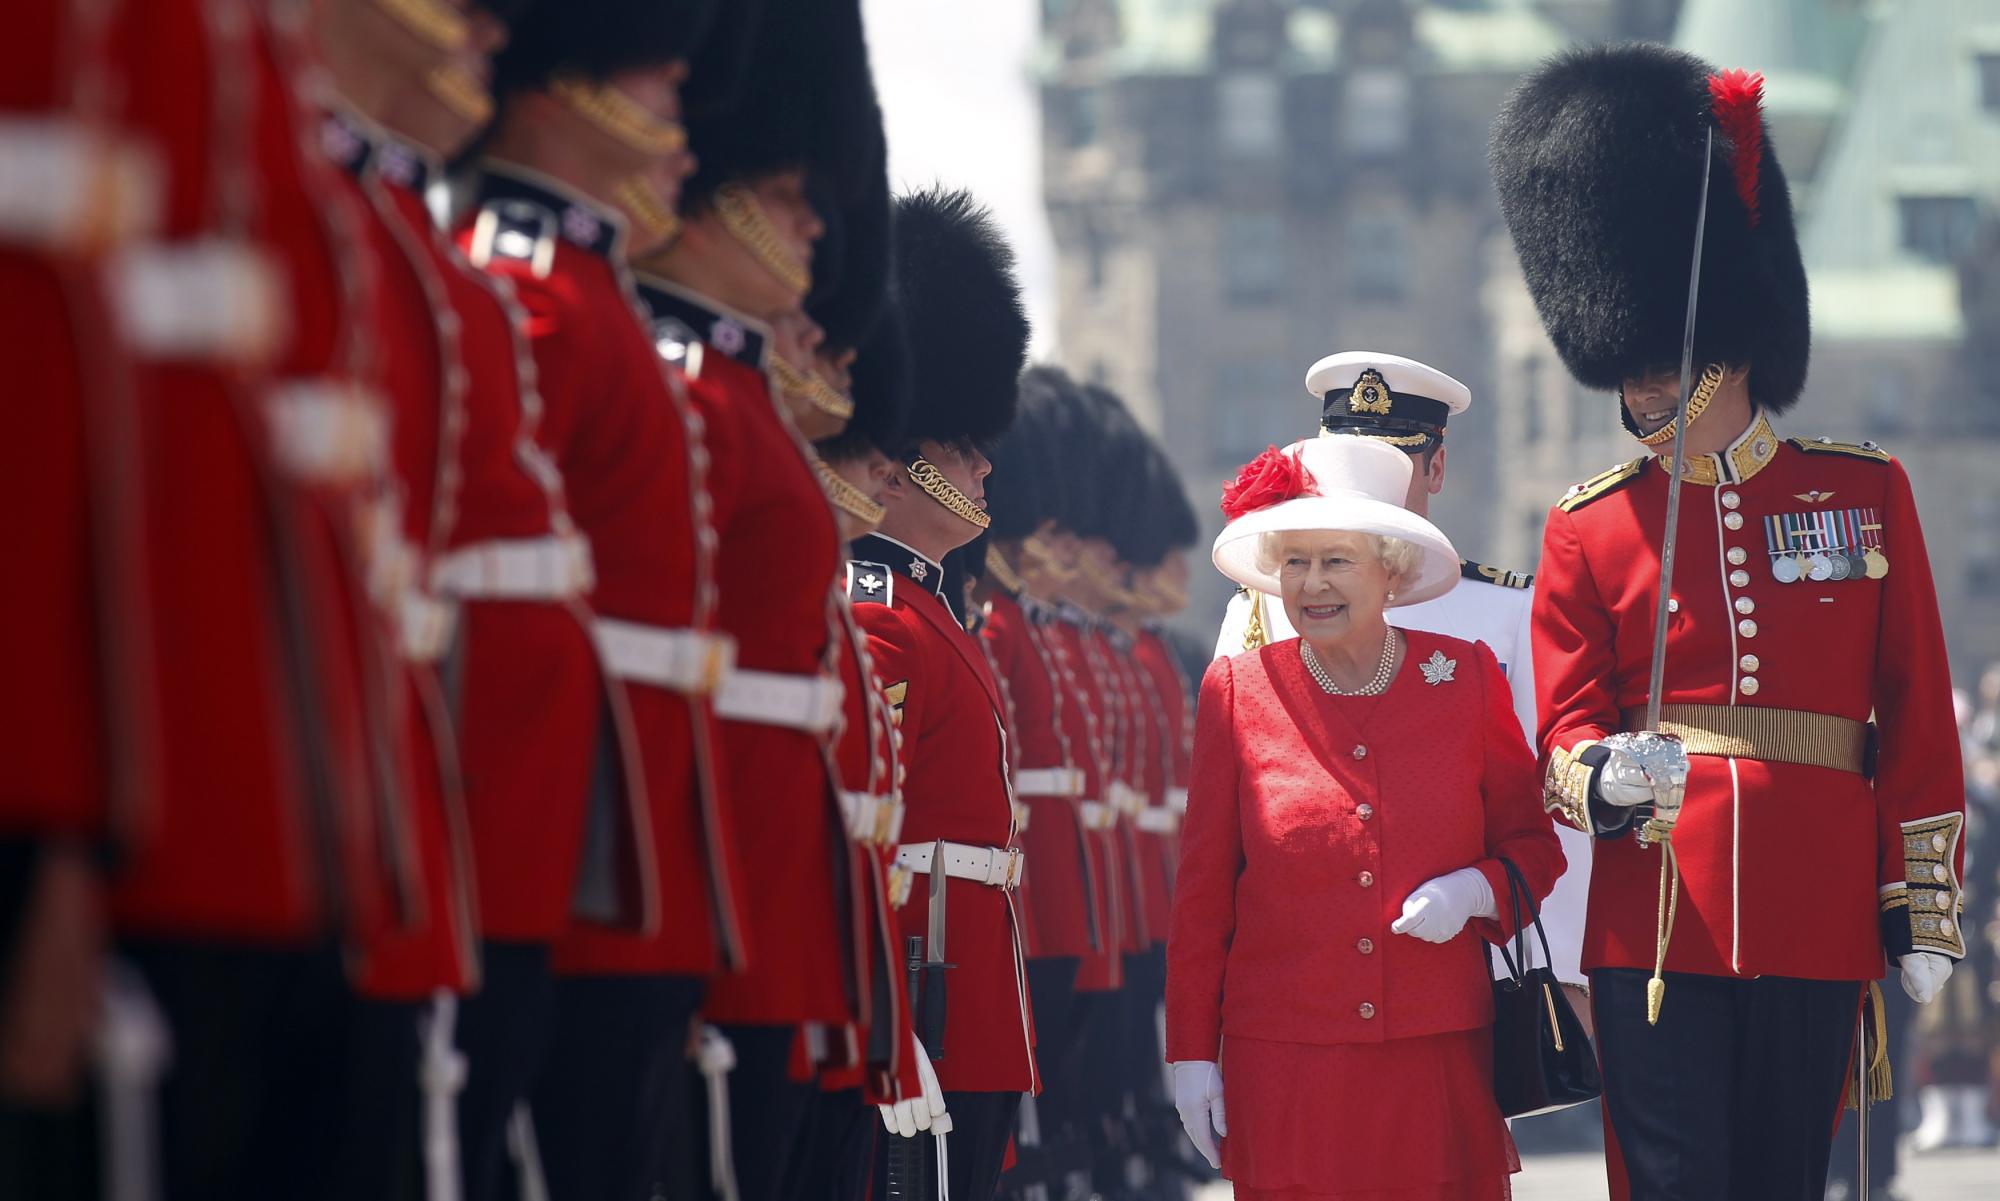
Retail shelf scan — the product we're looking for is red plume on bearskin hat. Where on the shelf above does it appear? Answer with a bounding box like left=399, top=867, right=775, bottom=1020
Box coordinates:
left=1489, top=43, right=1810, bottom=413
left=890, top=187, right=1028, bottom=451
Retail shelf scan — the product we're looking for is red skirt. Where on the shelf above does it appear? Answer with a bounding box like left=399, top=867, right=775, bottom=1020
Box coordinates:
left=1220, top=1028, right=1518, bottom=1200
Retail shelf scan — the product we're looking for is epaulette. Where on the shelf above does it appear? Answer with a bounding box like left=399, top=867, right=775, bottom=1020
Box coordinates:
left=1788, top=436, right=1891, bottom=464
left=846, top=560, right=893, bottom=606
left=1461, top=559, right=1534, bottom=590
left=1557, top=457, right=1646, bottom=513
left=465, top=199, right=558, bottom=277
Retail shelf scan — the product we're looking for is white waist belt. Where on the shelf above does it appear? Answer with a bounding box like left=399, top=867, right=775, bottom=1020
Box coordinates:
left=267, top=379, right=388, bottom=485
left=839, top=791, right=904, bottom=847
left=1166, top=787, right=1189, bottom=814
left=1134, top=808, right=1180, bottom=835
left=1013, top=767, right=1084, bottom=799
left=433, top=534, right=594, bottom=601
left=1108, top=782, right=1148, bottom=817
left=592, top=618, right=734, bottom=696
left=1077, top=800, right=1118, bottom=831
left=114, top=238, right=283, bottom=361
left=895, top=841, right=1023, bottom=891
left=400, top=591, right=458, bottom=664
left=0, top=118, right=157, bottom=249
left=713, top=668, right=843, bottom=733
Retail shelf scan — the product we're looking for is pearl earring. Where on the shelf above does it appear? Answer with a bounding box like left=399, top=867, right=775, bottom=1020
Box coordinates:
left=1386, top=591, right=1396, bottom=602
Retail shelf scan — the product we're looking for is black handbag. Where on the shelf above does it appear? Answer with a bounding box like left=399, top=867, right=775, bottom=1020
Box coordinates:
left=1486, top=857, right=1601, bottom=1118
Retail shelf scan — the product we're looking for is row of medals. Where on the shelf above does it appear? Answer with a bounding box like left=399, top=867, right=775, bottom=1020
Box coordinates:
left=1767, top=545, right=1889, bottom=584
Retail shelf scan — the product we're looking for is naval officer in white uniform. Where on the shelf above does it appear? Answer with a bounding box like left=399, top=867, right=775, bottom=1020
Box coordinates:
left=1213, top=351, right=1592, bottom=986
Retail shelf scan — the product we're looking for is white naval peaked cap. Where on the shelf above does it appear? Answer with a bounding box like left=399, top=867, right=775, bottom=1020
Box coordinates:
left=1305, top=351, right=1472, bottom=412
left=1211, top=436, right=1459, bottom=606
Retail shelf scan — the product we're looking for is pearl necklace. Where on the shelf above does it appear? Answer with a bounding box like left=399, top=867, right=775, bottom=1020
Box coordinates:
left=1301, top=628, right=1398, bottom=697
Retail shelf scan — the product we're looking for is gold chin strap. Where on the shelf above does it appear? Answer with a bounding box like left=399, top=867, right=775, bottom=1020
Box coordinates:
left=1020, top=534, right=1076, bottom=586
left=906, top=456, right=990, bottom=529
left=614, top=176, right=681, bottom=245
left=551, top=79, right=688, bottom=158
left=770, top=355, right=854, bottom=422
left=1076, top=554, right=1141, bottom=610
left=426, top=62, right=493, bottom=125
left=815, top=459, right=884, bottom=527
left=983, top=544, right=1024, bottom=595
left=1638, top=363, right=1725, bottom=448
left=374, top=0, right=469, bottom=51
left=713, top=183, right=812, bottom=298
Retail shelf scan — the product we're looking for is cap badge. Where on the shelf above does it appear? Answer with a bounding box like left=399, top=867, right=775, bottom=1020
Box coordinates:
left=1348, top=369, right=1394, bottom=416
left=1419, top=650, right=1457, bottom=686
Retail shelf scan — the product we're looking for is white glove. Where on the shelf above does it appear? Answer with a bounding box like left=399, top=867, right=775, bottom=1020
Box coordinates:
left=1595, top=746, right=1659, bottom=809
left=1391, top=866, right=1497, bottom=944
left=1171, top=1060, right=1226, bottom=1170
left=1900, top=952, right=1953, bottom=1005
left=877, top=1035, right=949, bottom=1138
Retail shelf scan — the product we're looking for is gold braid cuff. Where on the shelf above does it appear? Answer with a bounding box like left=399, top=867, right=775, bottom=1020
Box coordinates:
left=614, top=176, right=681, bottom=245
left=984, top=544, right=1025, bottom=595
left=905, top=457, right=989, bottom=529
left=426, top=63, right=493, bottom=124
left=552, top=79, right=688, bottom=157
left=374, top=0, right=468, bottom=50
left=714, top=183, right=811, bottom=297
left=1542, top=740, right=1599, bottom=833
left=1887, top=813, right=1967, bottom=957
left=815, top=459, right=884, bottom=528
left=771, top=355, right=854, bottom=421
left=1638, top=363, right=1725, bottom=448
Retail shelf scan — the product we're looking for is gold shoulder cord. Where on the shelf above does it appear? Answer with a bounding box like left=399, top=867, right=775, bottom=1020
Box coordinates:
left=906, top=457, right=990, bottom=529
left=374, top=0, right=468, bottom=50
left=551, top=79, right=687, bottom=157
left=1639, top=363, right=1725, bottom=448
left=1241, top=592, right=1268, bottom=650
left=815, top=459, right=885, bottom=526
left=426, top=63, right=493, bottom=124
left=713, top=183, right=811, bottom=297
left=770, top=354, right=854, bottom=421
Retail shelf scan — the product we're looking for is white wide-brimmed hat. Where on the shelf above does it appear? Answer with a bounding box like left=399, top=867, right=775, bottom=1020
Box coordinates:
left=1211, top=437, right=1459, bottom=606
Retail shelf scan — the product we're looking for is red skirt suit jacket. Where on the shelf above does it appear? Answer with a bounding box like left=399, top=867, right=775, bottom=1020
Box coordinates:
left=1166, top=631, right=1563, bottom=1061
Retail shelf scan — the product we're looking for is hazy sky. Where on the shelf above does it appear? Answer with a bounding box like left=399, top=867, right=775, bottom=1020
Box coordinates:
left=861, top=1, right=1062, bottom=357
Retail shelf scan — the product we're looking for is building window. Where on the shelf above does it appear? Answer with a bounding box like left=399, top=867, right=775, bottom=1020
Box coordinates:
left=1979, top=54, right=2000, bottom=112
left=1221, top=213, right=1285, bottom=304
left=1898, top=195, right=1978, bottom=262
left=1217, top=73, right=1282, bottom=157
left=1344, top=211, right=1407, bottom=300
left=1342, top=69, right=1410, bottom=155
left=1066, top=86, right=1103, bottom=148
left=1208, top=358, right=1297, bottom=466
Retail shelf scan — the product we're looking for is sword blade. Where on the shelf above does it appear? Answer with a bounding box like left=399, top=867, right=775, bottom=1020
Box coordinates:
left=1645, top=124, right=1715, bottom=731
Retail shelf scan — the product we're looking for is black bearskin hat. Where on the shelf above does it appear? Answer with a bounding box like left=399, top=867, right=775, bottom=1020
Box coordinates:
left=680, top=0, right=860, bottom=211
left=1071, top=383, right=1148, bottom=549
left=984, top=367, right=1073, bottom=541
left=1124, top=441, right=1196, bottom=568
left=493, top=0, right=718, bottom=98
left=818, top=296, right=910, bottom=461
left=805, top=136, right=891, bottom=352
left=1490, top=43, right=1810, bottom=412
left=890, top=187, right=1028, bottom=452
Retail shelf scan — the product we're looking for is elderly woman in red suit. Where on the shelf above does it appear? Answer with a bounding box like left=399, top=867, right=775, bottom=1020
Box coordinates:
left=1166, top=436, right=1564, bottom=1200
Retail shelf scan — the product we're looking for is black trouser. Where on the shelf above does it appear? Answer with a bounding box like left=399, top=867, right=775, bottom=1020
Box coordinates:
left=778, top=1086, right=873, bottom=1200
left=871, top=1090, right=1019, bottom=1201
left=1592, top=968, right=1862, bottom=1201
left=455, top=941, right=556, bottom=1201
left=531, top=972, right=703, bottom=1201
left=701, top=1023, right=817, bottom=1201
left=325, top=996, right=424, bottom=1201
left=122, top=941, right=347, bottom=1200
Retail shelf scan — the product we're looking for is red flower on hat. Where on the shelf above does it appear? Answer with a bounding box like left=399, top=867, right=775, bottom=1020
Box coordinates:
left=1220, top=445, right=1315, bottom=521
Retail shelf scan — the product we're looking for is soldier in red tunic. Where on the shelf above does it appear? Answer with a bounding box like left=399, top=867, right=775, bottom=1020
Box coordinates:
left=457, top=3, right=742, bottom=1196
left=1493, top=45, right=1967, bottom=1200
left=849, top=186, right=1034, bottom=1199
